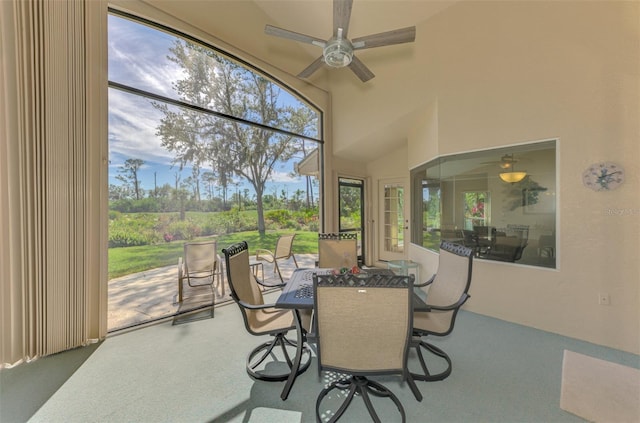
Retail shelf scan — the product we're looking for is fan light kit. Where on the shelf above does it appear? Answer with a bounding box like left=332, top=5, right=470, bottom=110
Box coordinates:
left=264, top=0, right=416, bottom=82
left=323, top=37, right=353, bottom=67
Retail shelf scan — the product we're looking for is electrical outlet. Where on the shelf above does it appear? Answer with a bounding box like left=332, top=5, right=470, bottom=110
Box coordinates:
left=598, top=293, right=610, bottom=305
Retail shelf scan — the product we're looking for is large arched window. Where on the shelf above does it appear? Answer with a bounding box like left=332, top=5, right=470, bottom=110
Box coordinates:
left=107, top=10, right=323, bottom=331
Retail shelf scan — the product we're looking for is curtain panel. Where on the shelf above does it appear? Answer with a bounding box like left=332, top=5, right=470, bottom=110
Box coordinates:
left=0, top=0, right=107, bottom=368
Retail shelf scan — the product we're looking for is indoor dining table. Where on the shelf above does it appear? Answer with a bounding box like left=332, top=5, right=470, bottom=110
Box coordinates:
left=274, top=267, right=428, bottom=400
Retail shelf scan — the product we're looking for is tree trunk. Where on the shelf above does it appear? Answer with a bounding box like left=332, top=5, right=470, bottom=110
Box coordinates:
left=255, top=186, right=265, bottom=236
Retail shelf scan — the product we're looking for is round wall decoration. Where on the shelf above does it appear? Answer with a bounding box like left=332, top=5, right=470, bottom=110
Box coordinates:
left=582, top=162, right=625, bottom=191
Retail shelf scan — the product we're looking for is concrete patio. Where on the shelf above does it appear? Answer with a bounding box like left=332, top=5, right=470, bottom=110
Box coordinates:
left=108, top=253, right=318, bottom=331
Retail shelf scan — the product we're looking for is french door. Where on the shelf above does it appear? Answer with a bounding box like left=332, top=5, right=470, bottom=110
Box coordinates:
left=378, top=179, right=408, bottom=261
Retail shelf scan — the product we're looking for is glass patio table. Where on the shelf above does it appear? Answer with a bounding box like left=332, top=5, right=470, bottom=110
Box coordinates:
left=387, top=259, right=420, bottom=283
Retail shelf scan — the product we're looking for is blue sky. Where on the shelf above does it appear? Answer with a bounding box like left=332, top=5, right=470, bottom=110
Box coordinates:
left=107, top=14, right=318, bottom=197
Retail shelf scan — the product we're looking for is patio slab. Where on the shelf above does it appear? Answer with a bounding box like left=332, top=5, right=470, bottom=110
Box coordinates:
left=108, top=253, right=317, bottom=331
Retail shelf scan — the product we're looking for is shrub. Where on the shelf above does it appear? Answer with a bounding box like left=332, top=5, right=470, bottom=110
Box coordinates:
left=167, top=220, right=200, bottom=241
left=108, top=215, right=160, bottom=247
left=108, top=227, right=158, bottom=247
left=265, top=209, right=292, bottom=226
left=307, top=220, right=319, bottom=232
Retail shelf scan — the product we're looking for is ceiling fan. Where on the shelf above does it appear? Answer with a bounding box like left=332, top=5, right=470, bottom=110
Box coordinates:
left=482, top=154, right=524, bottom=169
left=264, top=0, right=416, bottom=82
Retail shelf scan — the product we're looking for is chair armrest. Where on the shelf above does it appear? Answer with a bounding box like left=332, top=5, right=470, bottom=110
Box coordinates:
left=237, top=300, right=280, bottom=310
left=255, top=278, right=286, bottom=289
left=423, top=293, right=470, bottom=312
left=215, top=253, right=224, bottom=273
left=255, top=249, right=274, bottom=262
left=415, top=273, right=435, bottom=288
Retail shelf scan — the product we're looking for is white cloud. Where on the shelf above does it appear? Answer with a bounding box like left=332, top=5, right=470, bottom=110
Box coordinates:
left=269, top=170, right=300, bottom=183
left=108, top=16, right=185, bottom=98
left=108, top=90, right=175, bottom=166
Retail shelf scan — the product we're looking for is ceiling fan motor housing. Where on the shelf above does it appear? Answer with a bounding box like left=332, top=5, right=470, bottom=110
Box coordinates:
left=323, top=37, right=354, bottom=67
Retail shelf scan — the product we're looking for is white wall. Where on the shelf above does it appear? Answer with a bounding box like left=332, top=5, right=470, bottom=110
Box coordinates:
left=340, top=1, right=640, bottom=354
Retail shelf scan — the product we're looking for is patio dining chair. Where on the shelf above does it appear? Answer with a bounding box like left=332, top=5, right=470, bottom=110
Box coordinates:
left=317, top=232, right=358, bottom=269
left=313, top=272, right=422, bottom=422
left=223, top=241, right=312, bottom=382
left=411, top=241, right=473, bottom=381
left=255, top=233, right=299, bottom=285
left=177, top=240, right=224, bottom=306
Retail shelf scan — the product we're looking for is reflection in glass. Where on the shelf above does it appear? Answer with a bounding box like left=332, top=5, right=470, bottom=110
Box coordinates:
left=411, top=140, right=556, bottom=268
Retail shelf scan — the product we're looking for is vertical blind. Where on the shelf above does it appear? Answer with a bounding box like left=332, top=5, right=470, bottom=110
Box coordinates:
left=0, top=0, right=107, bottom=368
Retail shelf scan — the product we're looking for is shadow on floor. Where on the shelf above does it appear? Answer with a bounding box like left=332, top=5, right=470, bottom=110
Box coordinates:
left=0, top=342, right=102, bottom=423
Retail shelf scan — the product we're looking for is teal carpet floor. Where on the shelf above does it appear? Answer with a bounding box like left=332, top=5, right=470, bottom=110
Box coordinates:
left=2, top=291, right=638, bottom=423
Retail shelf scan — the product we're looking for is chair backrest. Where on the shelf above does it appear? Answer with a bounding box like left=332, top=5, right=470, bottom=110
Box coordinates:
left=313, top=272, right=414, bottom=374
left=492, top=224, right=529, bottom=261
left=222, top=241, right=266, bottom=333
left=184, top=240, right=217, bottom=277
left=506, top=224, right=529, bottom=238
left=317, top=233, right=357, bottom=268
left=473, top=225, right=496, bottom=239
left=274, top=234, right=296, bottom=259
left=418, top=241, right=473, bottom=335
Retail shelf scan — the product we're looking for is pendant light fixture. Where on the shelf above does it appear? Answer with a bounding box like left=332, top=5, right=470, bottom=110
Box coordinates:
left=499, top=171, right=527, bottom=183
left=499, top=154, right=527, bottom=183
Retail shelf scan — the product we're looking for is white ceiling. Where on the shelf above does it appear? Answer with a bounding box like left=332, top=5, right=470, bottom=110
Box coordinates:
left=145, top=0, right=455, bottom=78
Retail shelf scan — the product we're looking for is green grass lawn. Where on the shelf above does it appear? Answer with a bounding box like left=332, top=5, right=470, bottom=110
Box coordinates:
left=108, top=230, right=318, bottom=279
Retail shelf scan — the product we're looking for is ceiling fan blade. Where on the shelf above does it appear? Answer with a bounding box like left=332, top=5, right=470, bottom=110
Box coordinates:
left=265, top=25, right=326, bottom=47
left=352, top=26, right=416, bottom=50
left=333, top=0, right=353, bottom=38
left=298, top=56, right=325, bottom=79
left=348, top=56, right=375, bottom=82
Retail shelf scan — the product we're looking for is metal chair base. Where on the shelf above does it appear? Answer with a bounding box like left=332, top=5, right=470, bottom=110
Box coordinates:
left=316, top=375, right=406, bottom=423
left=246, top=333, right=311, bottom=382
left=411, top=339, right=452, bottom=382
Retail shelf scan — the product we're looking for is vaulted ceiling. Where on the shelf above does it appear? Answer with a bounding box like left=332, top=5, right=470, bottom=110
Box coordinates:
left=138, top=0, right=458, bottom=161
left=144, top=0, right=455, bottom=85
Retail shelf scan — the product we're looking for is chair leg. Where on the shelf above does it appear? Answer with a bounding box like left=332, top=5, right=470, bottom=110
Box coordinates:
left=274, top=260, right=284, bottom=282
left=246, top=333, right=311, bottom=382
left=411, top=338, right=452, bottom=382
left=208, top=283, right=215, bottom=318
left=216, top=262, right=225, bottom=297
left=405, top=372, right=423, bottom=401
left=316, top=376, right=406, bottom=423
left=218, top=273, right=225, bottom=297
left=317, top=378, right=359, bottom=423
